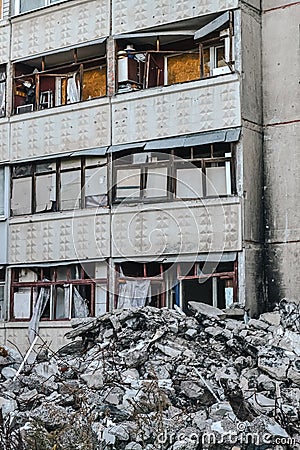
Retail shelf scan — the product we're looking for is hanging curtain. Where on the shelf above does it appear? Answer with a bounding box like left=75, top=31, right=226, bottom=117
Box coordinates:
left=28, top=286, right=50, bottom=344
left=67, top=72, right=80, bottom=103
left=118, top=279, right=151, bottom=309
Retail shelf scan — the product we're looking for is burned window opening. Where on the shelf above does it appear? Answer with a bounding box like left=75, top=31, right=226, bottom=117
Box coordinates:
left=0, top=267, right=6, bottom=320
left=116, top=13, right=234, bottom=93
left=177, top=261, right=237, bottom=313
left=113, top=143, right=235, bottom=203
left=10, top=264, right=107, bottom=322
left=13, top=44, right=107, bottom=114
left=10, top=156, right=108, bottom=216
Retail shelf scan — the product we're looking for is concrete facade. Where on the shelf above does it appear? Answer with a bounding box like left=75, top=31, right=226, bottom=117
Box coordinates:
left=262, top=1, right=300, bottom=306
left=0, top=0, right=297, bottom=354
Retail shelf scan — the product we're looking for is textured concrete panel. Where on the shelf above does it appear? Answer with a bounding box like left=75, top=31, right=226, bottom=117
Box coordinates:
left=112, top=0, right=238, bottom=34
left=0, top=120, right=9, bottom=161
left=112, top=200, right=242, bottom=258
left=112, top=77, right=241, bottom=144
left=0, top=24, right=9, bottom=63
left=4, top=322, right=72, bottom=354
left=262, top=4, right=300, bottom=124
left=266, top=242, right=300, bottom=306
left=11, top=0, right=109, bottom=60
left=10, top=100, right=110, bottom=161
left=264, top=122, right=300, bottom=244
left=0, top=221, right=8, bottom=264
left=242, top=125, right=263, bottom=243
left=9, top=212, right=110, bottom=264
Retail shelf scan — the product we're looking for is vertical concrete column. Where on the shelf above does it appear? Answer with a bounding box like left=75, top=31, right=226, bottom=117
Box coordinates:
left=106, top=36, right=116, bottom=98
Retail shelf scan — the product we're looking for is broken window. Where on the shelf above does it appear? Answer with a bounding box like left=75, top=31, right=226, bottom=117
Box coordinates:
left=116, top=262, right=167, bottom=309
left=11, top=156, right=108, bottom=216
left=116, top=11, right=234, bottom=93
left=113, top=143, right=234, bottom=203
left=15, top=0, right=68, bottom=15
left=177, top=260, right=237, bottom=313
left=0, top=65, right=6, bottom=117
left=13, top=42, right=106, bottom=114
left=10, top=263, right=107, bottom=323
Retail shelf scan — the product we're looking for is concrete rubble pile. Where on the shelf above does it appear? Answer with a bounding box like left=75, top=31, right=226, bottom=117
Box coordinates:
left=0, top=300, right=299, bottom=449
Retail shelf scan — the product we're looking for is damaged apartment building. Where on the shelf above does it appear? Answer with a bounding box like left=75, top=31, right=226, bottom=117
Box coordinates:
left=0, top=0, right=298, bottom=352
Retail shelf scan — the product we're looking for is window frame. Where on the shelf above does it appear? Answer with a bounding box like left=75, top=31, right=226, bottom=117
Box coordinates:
left=10, top=157, right=108, bottom=217
left=112, top=144, right=235, bottom=204
left=10, top=264, right=107, bottom=321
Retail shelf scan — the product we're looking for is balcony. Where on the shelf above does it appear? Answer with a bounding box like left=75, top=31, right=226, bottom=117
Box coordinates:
left=11, top=0, right=110, bottom=60
left=112, top=74, right=241, bottom=145
left=0, top=23, right=9, bottom=63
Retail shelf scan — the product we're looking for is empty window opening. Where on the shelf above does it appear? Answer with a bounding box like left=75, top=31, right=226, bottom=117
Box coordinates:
left=11, top=156, right=108, bottom=216
left=177, top=261, right=237, bottom=313
left=13, top=43, right=107, bottom=114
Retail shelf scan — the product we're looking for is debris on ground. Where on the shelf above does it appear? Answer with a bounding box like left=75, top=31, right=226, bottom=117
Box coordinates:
left=0, top=299, right=299, bottom=449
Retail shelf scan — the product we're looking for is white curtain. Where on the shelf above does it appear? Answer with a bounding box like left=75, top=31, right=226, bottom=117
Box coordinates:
left=118, top=279, right=151, bottom=309
left=28, top=286, right=50, bottom=344
left=67, top=73, right=80, bottom=103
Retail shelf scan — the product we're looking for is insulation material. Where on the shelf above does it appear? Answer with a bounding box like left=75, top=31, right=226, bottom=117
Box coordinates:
left=166, top=53, right=200, bottom=85
left=28, top=287, right=50, bottom=343
left=82, top=67, right=107, bottom=100
left=118, top=279, right=150, bottom=308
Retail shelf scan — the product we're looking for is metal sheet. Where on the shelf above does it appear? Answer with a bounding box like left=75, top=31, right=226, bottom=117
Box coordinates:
left=12, top=37, right=107, bottom=63
left=145, top=137, right=185, bottom=150
left=184, top=130, right=226, bottom=147
left=70, top=147, right=108, bottom=157
left=225, top=128, right=241, bottom=142
left=115, top=31, right=195, bottom=39
left=194, top=12, right=230, bottom=41
left=109, top=142, right=146, bottom=153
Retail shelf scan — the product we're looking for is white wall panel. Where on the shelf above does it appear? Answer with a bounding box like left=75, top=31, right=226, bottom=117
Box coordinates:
left=9, top=212, right=110, bottom=263
left=11, top=100, right=110, bottom=161
left=112, top=77, right=241, bottom=145
left=112, top=200, right=242, bottom=258
left=113, top=0, right=238, bottom=34
left=11, top=0, right=110, bottom=60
